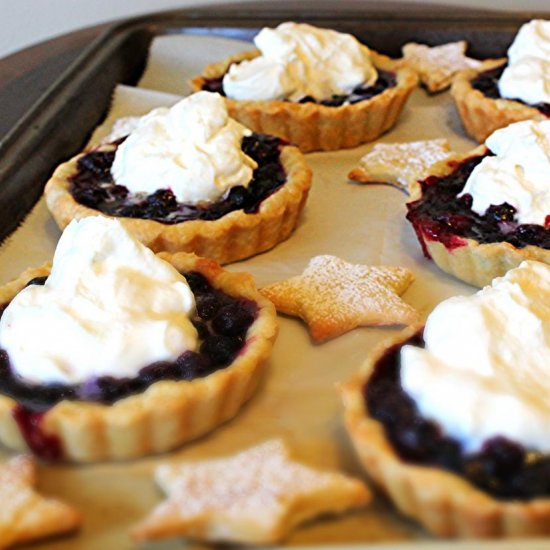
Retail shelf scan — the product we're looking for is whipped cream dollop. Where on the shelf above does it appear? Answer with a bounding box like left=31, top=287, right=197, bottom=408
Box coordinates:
left=459, top=120, right=550, bottom=225
left=498, top=19, right=550, bottom=105
left=222, top=22, right=377, bottom=101
left=401, top=260, right=550, bottom=453
left=0, top=217, right=198, bottom=385
left=111, top=92, right=257, bottom=204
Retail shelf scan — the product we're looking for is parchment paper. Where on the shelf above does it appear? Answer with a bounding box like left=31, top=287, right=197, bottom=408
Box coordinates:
left=1, top=34, right=548, bottom=550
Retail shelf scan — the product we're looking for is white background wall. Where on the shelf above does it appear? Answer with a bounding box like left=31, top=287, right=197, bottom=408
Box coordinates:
left=1, top=0, right=550, bottom=59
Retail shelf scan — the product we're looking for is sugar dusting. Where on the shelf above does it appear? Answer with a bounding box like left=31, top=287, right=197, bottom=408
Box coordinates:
left=402, top=41, right=481, bottom=92
left=353, top=139, right=452, bottom=190
left=261, top=255, right=419, bottom=341
left=0, top=456, right=80, bottom=546
left=154, top=439, right=366, bottom=515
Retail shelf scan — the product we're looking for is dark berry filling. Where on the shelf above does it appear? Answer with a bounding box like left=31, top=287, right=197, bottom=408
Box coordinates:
left=366, top=331, right=550, bottom=499
left=406, top=152, right=550, bottom=255
left=0, top=272, right=258, bottom=413
left=471, top=63, right=550, bottom=117
left=70, top=133, right=286, bottom=224
left=12, top=407, right=63, bottom=461
left=202, top=69, right=397, bottom=106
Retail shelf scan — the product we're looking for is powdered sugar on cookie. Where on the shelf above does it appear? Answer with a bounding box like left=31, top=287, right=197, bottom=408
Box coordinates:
left=402, top=41, right=482, bottom=92
left=348, top=139, right=452, bottom=193
left=0, top=456, right=81, bottom=549
left=260, top=255, right=419, bottom=342
left=132, top=439, right=370, bottom=544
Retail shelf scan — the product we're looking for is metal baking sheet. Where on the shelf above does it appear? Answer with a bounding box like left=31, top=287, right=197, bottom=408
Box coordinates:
left=0, top=5, right=548, bottom=549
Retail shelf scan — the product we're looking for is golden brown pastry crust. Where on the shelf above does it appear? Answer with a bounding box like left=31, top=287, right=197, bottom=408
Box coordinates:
left=347, top=138, right=452, bottom=194
left=0, top=455, right=81, bottom=549
left=190, top=49, right=418, bottom=152
left=260, top=255, right=419, bottom=343
left=401, top=41, right=482, bottom=93
left=451, top=61, right=546, bottom=143
left=44, top=142, right=312, bottom=265
left=0, top=254, right=278, bottom=462
left=407, top=146, right=550, bottom=287
left=132, top=439, right=371, bottom=544
left=341, top=325, right=550, bottom=538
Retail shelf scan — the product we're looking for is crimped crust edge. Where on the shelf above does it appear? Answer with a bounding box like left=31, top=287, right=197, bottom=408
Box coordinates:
left=44, top=143, right=312, bottom=265
left=341, top=324, right=550, bottom=538
left=0, top=254, right=278, bottom=462
left=190, top=48, right=419, bottom=152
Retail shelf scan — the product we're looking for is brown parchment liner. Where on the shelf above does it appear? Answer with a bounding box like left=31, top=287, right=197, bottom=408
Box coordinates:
left=190, top=49, right=418, bottom=153
left=44, top=143, right=312, bottom=265
left=407, top=146, right=550, bottom=288
left=341, top=324, right=550, bottom=538
left=0, top=254, right=278, bottom=462
left=451, top=60, right=548, bottom=144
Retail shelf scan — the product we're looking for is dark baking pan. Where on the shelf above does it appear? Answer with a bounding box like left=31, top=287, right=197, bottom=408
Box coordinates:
left=0, top=1, right=541, bottom=246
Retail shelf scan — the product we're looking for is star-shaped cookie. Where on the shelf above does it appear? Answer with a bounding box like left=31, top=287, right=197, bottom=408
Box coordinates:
left=402, top=41, right=482, bottom=92
left=132, top=440, right=370, bottom=544
left=260, top=255, right=419, bottom=342
left=348, top=139, right=452, bottom=194
left=0, top=456, right=81, bottom=549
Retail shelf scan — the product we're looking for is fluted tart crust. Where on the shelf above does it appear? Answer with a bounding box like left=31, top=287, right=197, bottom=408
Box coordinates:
left=0, top=254, right=278, bottom=462
left=44, top=141, right=312, bottom=265
left=190, top=49, right=418, bottom=153
left=451, top=61, right=547, bottom=144
left=406, top=146, right=550, bottom=287
left=341, top=325, right=550, bottom=538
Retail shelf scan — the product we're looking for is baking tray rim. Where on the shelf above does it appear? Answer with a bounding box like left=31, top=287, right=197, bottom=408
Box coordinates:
left=1, top=5, right=550, bottom=548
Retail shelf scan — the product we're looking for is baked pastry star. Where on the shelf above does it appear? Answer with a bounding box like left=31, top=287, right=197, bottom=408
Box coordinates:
left=260, top=255, right=419, bottom=342
left=132, top=439, right=370, bottom=544
left=402, top=41, right=482, bottom=92
left=0, top=456, right=81, bottom=549
left=348, top=139, right=452, bottom=193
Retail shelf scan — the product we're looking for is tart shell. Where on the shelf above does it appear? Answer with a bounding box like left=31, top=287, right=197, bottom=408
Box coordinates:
left=190, top=49, right=418, bottom=153
left=0, top=254, right=278, bottom=462
left=341, top=325, right=550, bottom=538
left=451, top=62, right=547, bottom=144
left=44, top=143, right=312, bottom=265
left=407, top=147, right=550, bottom=288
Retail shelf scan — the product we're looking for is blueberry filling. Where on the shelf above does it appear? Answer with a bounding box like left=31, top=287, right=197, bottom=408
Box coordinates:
left=471, top=63, right=550, bottom=117
left=12, top=408, right=63, bottom=461
left=70, top=133, right=286, bottom=224
left=0, top=272, right=258, bottom=413
left=202, top=69, right=397, bottom=107
left=366, top=331, right=550, bottom=500
left=406, top=152, right=550, bottom=255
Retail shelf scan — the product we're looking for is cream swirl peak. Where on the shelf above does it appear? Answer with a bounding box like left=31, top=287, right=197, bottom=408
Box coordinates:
left=459, top=120, right=550, bottom=225
left=111, top=92, right=257, bottom=204
left=498, top=19, right=550, bottom=105
left=401, top=260, right=550, bottom=453
left=222, top=22, right=377, bottom=101
left=0, top=217, right=198, bottom=385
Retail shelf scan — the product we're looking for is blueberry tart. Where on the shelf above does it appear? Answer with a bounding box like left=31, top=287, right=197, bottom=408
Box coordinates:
left=406, top=120, right=550, bottom=287
left=0, top=218, right=277, bottom=462
left=190, top=22, right=418, bottom=152
left=452, top=20, right=550, bottom=143
left=45, top=92, right=312, bottom=265
left=342, top=261, right=550, bottom=537
left=451, top=61, right=548, bottom=143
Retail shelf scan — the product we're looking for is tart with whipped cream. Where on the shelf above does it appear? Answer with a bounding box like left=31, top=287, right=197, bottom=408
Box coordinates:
left=190, top=22, right=418, bottom=152
left=342, top=260, right=550, bottom=537
left=44, top=92, right=312, bottom=264
left=452, top=19, right=550, bottom=143
left=0, top=217, right=277, bottom=462
left=406, top=120, right=550, bottom=287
